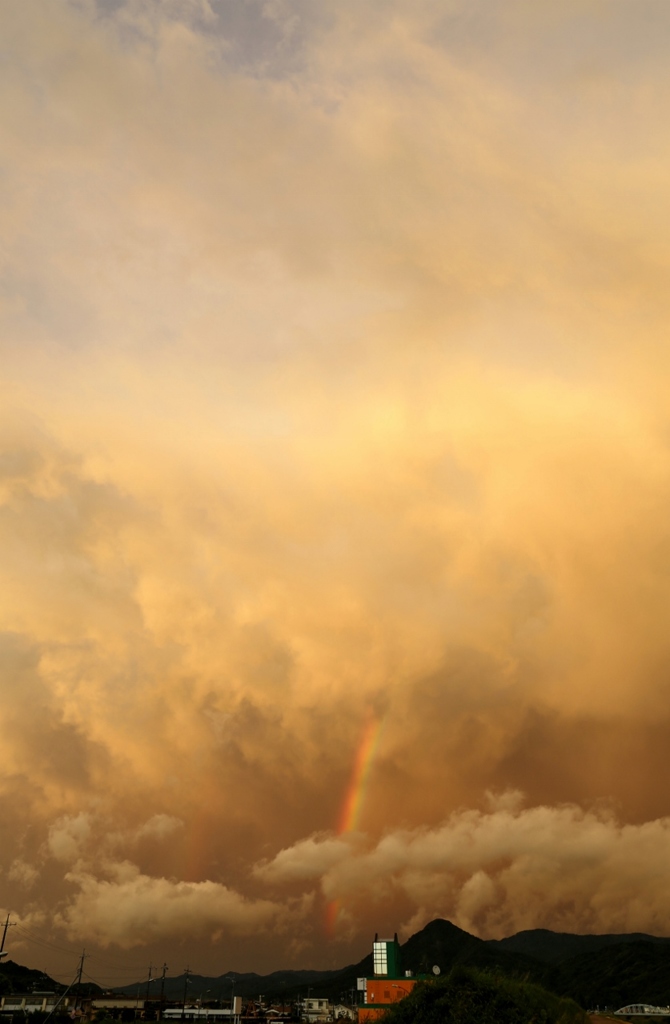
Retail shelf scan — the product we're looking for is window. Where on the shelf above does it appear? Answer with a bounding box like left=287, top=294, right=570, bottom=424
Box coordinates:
left=373, top=942, right=388, bottom=976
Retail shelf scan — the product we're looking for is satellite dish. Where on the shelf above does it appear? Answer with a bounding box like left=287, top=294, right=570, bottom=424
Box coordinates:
left=432, top=966, right=440, bottom=976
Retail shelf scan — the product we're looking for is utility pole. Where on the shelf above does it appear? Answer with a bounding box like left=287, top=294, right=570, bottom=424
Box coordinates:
left=43, top=951, right=87, bottom=1024
left=0, top=914, right=15, bottom=960
left=158, top=963, right=169, bottom=1022
left=181, top=967, right=192, bottom=1020
left=145, top=964, right=154, bottom=1003
left=72, top=949, right=86, bottom=1014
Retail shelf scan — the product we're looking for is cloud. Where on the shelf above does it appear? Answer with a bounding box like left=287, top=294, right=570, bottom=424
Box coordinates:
left=47, top=814, right=92, bottom=864
left=134, top=815, right=184, bottom=842
left=256, top=800, right=670, bottom=939
left=7, top=860, right=39, bottom=889
left=45, top=813, right=185, bottom=867
left=254, top=836, right=353, bottom=883
left=55, top=861, right=304, bottom=948
left=0, top=0, right=670, bottom=976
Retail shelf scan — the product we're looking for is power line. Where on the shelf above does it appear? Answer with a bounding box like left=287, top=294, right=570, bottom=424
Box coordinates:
left=14, top=925, right=85, bottom=958
left=14, top=924, right=144, bottom=975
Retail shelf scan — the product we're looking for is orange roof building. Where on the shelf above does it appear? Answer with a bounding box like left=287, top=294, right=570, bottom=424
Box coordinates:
left=357, top=935, right=418, bottom=1023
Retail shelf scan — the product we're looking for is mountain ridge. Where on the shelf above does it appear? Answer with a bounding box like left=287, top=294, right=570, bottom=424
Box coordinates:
left=110, top=919, right=670, bottom=1006
left=4, top=918, right=670, bottom=1008
left=492, top=927, right=670, bottom=964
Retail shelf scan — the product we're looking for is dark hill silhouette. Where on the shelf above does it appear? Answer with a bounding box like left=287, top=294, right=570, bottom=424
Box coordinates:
left=493, top=928, right=670, bottom=964
left=399, top=919, right=544, bottom=979
left=548, top=941, right=670, bottom=1009
left=110, top=919, right=670, bottom=1007
left=0, top=960, right=66, bottom=996
left=401, top=919, right=481, bottom=972
left=116, top=969, right=349, bottom=1002
left=7, top=918, right=670, bottom=1009
left=242, top=921, right=549, bottom=1002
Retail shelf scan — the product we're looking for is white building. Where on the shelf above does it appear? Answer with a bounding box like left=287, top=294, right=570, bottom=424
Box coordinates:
left=301, top=997, right=332, bottom=1023
left=332, top=1006, right=356, bottom=1020
left=163, top=999, right=242, bottom=1022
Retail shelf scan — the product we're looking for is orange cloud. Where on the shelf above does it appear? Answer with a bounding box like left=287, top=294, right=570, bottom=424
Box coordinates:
left=1, top=0, right=670, bottom=978
left=257, top=797, right=670, bottom=940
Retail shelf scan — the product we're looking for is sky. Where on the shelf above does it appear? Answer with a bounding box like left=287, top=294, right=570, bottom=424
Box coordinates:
left=2, top=0, right=670, bottom=990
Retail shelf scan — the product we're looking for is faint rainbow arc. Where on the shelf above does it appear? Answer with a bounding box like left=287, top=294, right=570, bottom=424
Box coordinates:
left=326, top=715, right=384, bottom=935
left=338, top=716, right=383, bottom=834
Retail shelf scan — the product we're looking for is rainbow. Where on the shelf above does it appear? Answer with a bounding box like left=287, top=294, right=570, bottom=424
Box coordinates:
left=337, top=716, right=383, bottom=834
left=326, top=714, right=383, bottom=934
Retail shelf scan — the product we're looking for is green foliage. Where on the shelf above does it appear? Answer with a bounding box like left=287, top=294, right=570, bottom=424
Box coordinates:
left=383, top=966, right=588, bottom=1024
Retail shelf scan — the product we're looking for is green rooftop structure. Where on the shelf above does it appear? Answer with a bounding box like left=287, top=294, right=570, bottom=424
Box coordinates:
left=372, top=934, right=402, bottom=978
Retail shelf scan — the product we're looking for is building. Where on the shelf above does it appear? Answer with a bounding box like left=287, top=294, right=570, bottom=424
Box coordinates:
left=357, top=936, right=418, bottom=1023
left=162, top=998, right=242, bottom=1021
left=301, top=996, right=332, bottom=1023
left=90, top=997, right=146, bottom=1016
left=0, top=994, right=65, bottom=1016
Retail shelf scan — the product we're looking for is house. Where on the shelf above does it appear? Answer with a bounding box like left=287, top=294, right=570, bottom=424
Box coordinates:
left=301, top=996, right=332, bottom=1023
left=332, top=1005, right=356, bottom=1020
